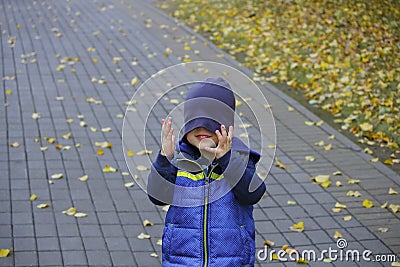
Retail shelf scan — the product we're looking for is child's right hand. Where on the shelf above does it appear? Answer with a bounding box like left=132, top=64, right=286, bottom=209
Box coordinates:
left=160, top=117, right=175, bottom=157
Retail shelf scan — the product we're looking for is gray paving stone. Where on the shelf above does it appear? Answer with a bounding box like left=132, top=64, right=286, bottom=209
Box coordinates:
left=38, top=251, right=63, bottom=266
left=110, top=251, right=136, bottom=266
left=13, top=237, right=37, bottom=252
left=37, top=237, right=60, bottom=251
left=14, top=251, right=38, bottom=267
left=86, top=250, right=112, bottom=266
left=82, top=237, right=108, bottom=251
left=59, top=237, right=84, bottom=251
left=62, top=250, right=87, bottom=266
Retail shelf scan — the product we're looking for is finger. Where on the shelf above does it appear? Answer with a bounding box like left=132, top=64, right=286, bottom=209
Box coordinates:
left=204, top=146, right=217, bottom=153
left=220, top=125, right=228, bottom=144
left=228, top=126, right=234, bottom=139
left=221, top=125, right=227, bottom=138
left=167, top=127, right=174, bottom=139
left=215, top=129, right=224, bottom=145
left=162, top=117, right=172, bottom=136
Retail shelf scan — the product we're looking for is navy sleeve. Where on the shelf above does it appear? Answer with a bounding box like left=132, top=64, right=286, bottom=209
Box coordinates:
left=147, top=152, right=178, bottom=206
left=216, top=150, right=266, bottom=205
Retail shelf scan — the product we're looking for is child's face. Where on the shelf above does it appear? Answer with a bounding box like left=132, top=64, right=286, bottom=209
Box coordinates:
left=186, top=127, right=218, bottom=150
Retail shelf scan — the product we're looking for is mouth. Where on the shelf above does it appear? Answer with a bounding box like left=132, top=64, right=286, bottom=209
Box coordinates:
left=196, top=134, right=212, bottom=141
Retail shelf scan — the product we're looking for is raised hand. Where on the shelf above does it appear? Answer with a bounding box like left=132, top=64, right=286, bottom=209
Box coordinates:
left=205, top=125, right=233, bottom=159
left=160, top=117, right=175, bottom=157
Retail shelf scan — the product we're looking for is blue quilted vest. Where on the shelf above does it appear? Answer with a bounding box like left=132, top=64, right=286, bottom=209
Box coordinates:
left=161, top=158, right=255, bottom=267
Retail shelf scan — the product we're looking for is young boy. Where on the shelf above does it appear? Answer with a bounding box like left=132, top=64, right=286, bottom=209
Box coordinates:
left=147, top=77, right=266, bottom=267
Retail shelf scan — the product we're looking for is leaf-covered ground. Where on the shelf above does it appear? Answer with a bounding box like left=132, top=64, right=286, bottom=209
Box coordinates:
left=159, top=0, right=400, bottom=161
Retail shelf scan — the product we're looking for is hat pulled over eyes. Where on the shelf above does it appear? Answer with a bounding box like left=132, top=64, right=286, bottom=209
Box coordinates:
left=182, top=77, right=235, bottom=138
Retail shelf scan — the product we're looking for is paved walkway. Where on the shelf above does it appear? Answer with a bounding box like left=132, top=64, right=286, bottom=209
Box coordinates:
left=0, top=0, right=399, bottom=266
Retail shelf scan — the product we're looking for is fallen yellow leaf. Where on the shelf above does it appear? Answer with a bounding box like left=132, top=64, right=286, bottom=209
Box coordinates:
left=362, top=199, right=374, bottom=208
left=78, top=175, right=89, bottom=182
left=271, top=253, right=279, bottom=261
left=331, top=208, right=343, bottom=213
left=320, top=179, right=331, bottom=188
left=384, top=158, right=394, bottom=166
left=389, top=204, right=400, bottom=213
left=263, top=239, right=275, bottom=247
left=377, top=227, right=389, bottom=233
left=305, top=156, right=315, bottom=162
left=274, top=157, right=291, bottom=170
left=370, top=157, right=379, bottom=163
left=37, top=203, right=49, bottom=209
left=143, top=219, right=154, bottom=227
left=62, top=207, right=77, bottom=216
left=315, top=140, right=325, bottom=147
left=10, top=142, right=20, bottom=148
left=103, top=165, right=118, bottom=173
left=137, top=233, right=151, bottom=239
left=335, top=202, right=347, bottom=209
left=347, top=178, right=360, bottom=184
left=124, top=182, right=135, bottom=188
left=74, top=212, right=88, bottom=218
left=324, top=144, right=332, bottom=151
left=346, top=190, right=362, bottom=197
left=364, top=148, right=373, bottom=155
left=297, top=258, right=308, bottom=264
left=312, top=175, right=331, bottom=188
left=62, top=132, right=72, bottom=139
left=388, top=188, right=398, bottom=195
left=333, top=231, right=343, bottom=239
left=95, top=141, right=112, bottom=148
left=0, top=249, right=11, bottom=257
left=32, top=112, right=41, bottom=119
left=360, top=122, right=373, bottom=132
left=289, top=221, right=304, bottom=232
left=51, top=173, right=63, bottom=179
left=343, top=215, right=352, bottom=221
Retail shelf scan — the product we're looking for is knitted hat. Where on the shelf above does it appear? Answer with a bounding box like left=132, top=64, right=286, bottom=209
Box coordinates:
left=182, top=77, right=235, bottom=138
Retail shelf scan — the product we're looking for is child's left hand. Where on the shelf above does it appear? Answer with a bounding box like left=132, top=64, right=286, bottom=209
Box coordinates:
left=205, top=125, right=233, bottom=159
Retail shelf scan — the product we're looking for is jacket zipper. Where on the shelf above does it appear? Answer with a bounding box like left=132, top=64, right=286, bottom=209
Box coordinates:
left=176, top=158, right=218, bottom=267
left=203, top=164, right=219, bottom=267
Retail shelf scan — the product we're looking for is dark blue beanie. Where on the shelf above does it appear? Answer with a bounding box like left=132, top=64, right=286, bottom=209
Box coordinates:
left=182, top=77, right=235, bottom=138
